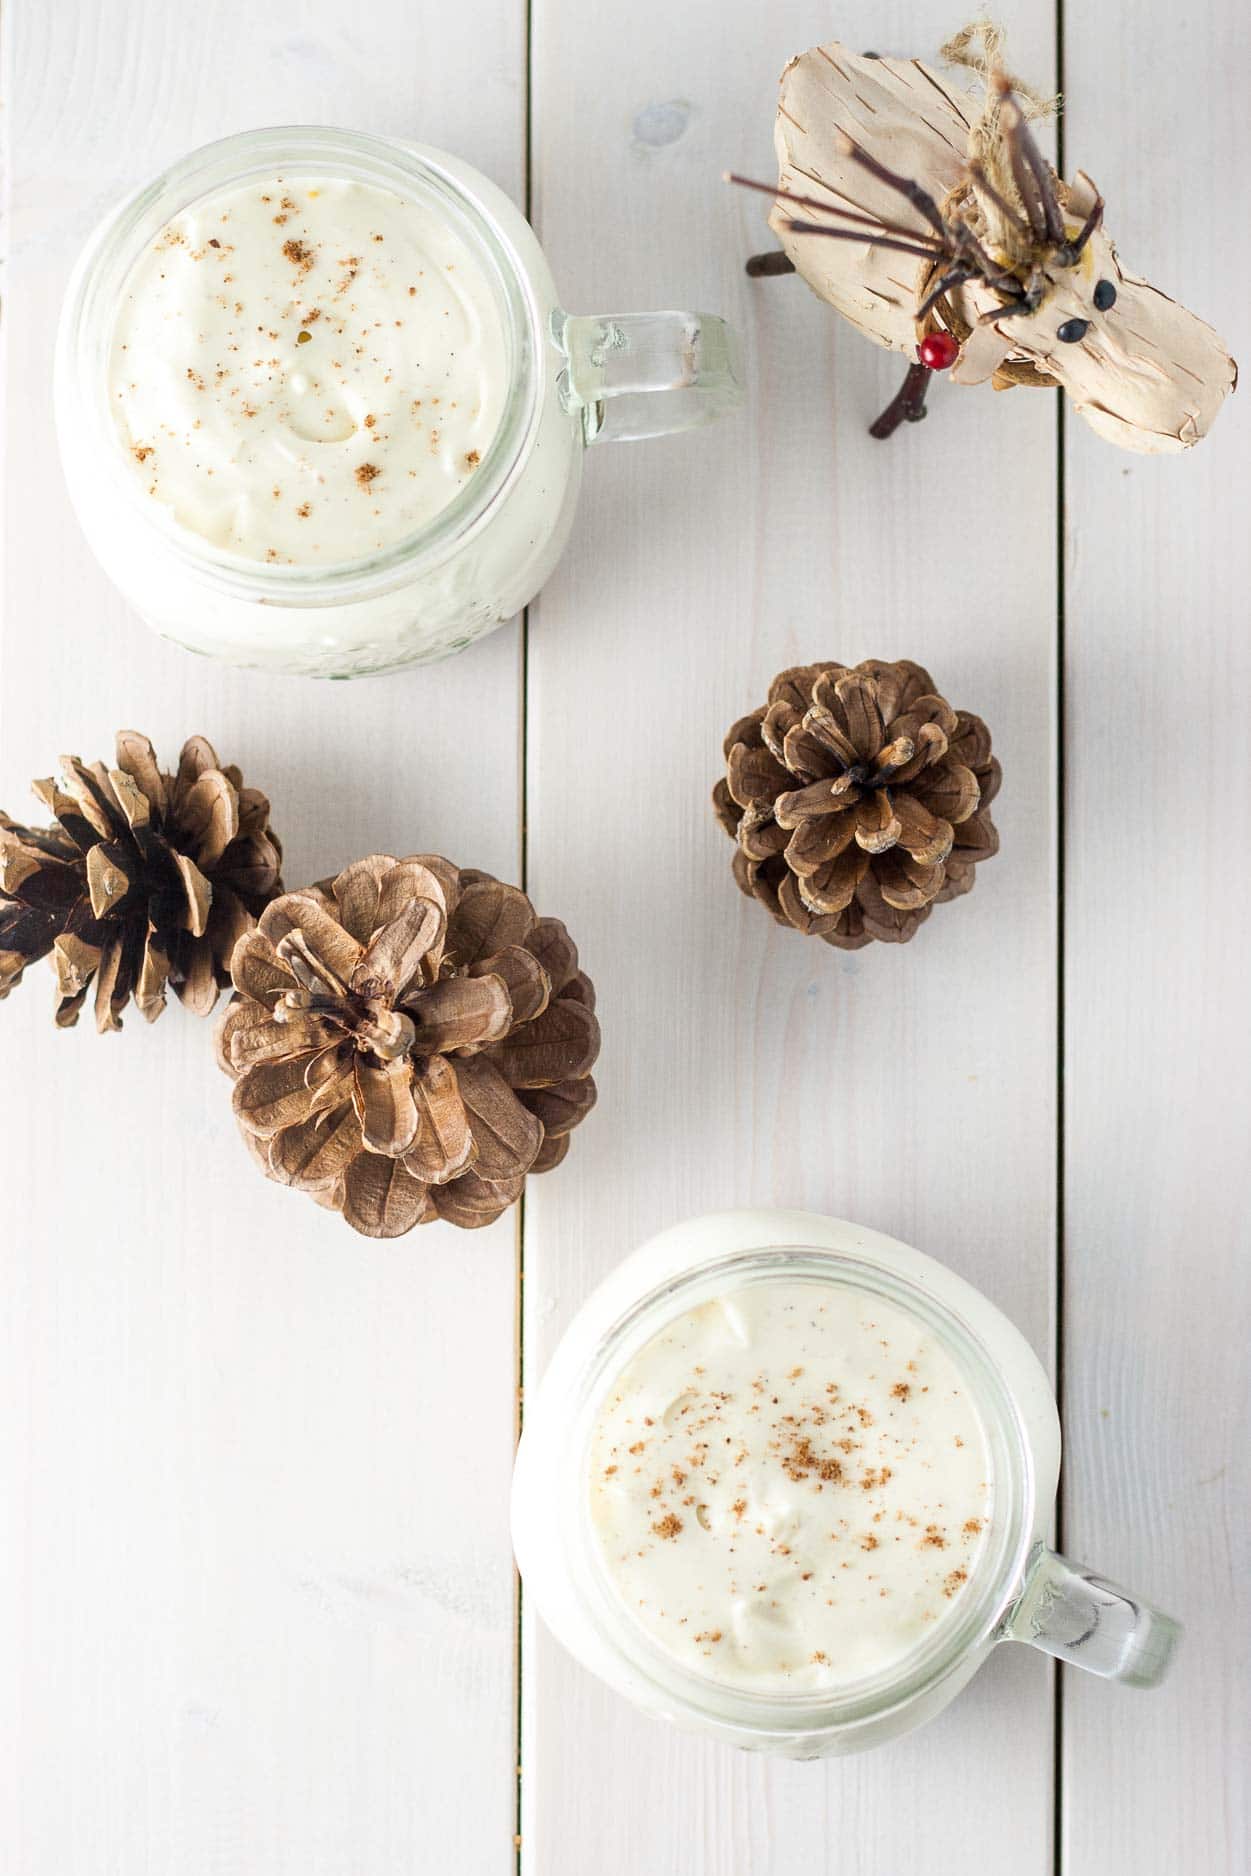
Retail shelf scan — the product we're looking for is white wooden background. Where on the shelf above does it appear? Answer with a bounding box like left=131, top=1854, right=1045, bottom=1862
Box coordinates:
left=1, top=0, right=1245, bottom=1872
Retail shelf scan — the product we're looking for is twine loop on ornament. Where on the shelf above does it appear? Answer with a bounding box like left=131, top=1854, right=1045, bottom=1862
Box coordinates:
left=941, top=18, right=1060, bottom=189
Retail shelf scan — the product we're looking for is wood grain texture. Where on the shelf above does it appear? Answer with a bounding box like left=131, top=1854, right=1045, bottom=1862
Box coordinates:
left=1059, top=16, right=1250, bottom=1875
left=522, top=5, right=1059, bottom=1872
left=0, top=5, right=526, bottom=1873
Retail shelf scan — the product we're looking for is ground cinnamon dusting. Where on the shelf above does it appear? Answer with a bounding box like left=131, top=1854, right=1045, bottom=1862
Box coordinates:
left=784, top=1435, right=843, bottom=1484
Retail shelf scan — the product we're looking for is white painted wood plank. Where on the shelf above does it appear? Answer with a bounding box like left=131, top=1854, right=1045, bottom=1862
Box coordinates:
left=0, top=5, right=526, bottom=1873
left=1060, top=22, right=1250, bottom=1876
left=522, top=5, right=1059, bottom=1872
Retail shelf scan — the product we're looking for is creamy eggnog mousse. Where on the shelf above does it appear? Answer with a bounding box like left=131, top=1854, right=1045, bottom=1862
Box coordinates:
left=60, top=128, right=742, bottom=673
left=588, top=1279, right=993, bottom=1693
left=108, top=174, right=508, bottom=562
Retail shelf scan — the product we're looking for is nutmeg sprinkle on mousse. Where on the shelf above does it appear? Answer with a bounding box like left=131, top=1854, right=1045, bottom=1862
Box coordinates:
left=588, top=1281, right=994, bottom=1693
left=107, top=173, right=507, bottom=564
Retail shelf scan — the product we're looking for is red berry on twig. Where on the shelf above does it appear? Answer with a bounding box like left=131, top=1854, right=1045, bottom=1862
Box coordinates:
left=918, top=331, right=959, bottom=371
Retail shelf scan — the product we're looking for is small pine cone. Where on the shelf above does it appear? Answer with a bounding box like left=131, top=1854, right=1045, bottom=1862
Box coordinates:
left=216, top=855, right=600, bottom=1239
left=0, top=732, right=283, bottom=1030
left=713, top=659, right=1000, bottom=949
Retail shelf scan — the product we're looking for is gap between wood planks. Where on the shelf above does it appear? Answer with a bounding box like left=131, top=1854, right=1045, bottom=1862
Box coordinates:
left=1052, top=2, right=1067, bottom=1870
left=515, top=0, right=536, bottom=1868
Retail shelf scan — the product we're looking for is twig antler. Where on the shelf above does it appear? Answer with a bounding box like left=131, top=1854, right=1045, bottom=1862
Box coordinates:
left=996, top=74, right=1064, bottom=244
left=727, top=173, right=946, bottom=262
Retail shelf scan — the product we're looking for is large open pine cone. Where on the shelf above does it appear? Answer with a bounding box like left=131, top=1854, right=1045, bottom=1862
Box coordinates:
left=713, top=660, right=1000, bottom=948
left=216, top=855, right=599, bottom=1238
left=0, top=732, right=282, bottom=1029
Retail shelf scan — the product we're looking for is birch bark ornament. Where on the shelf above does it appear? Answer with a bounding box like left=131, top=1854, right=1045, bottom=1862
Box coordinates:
left=216, top=855, right=599, bottom=1238
left=736, top=27, right=1236, bottom=451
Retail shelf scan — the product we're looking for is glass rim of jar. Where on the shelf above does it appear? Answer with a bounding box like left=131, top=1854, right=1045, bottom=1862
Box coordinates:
left=556, top=1243, right=1039, bottom=1740
left=56, top=124, right=545, bottom=604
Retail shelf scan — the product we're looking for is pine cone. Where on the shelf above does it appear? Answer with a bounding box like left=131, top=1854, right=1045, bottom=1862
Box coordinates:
left=713, top=659, right=1000, bottom=949
left=0, top=732, right=283, bottom=1030
left=216, top=855, right=600, bottom=1238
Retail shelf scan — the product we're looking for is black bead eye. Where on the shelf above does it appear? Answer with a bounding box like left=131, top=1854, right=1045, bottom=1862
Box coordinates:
left=1057, top=318, right=1089, bottom=343
left=1093, top=278, right=1117, bottom=311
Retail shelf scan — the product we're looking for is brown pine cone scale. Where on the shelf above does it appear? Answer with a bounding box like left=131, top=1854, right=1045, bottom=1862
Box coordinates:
left=216, top=854, right=599, bottom=1238
left=713, top=659, right=1001, bottom=949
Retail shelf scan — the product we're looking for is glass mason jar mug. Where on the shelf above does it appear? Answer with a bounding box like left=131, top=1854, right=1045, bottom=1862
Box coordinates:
left=512, top=1210, right=1179, bottom=1757
left=55, top=126, right=743, bottom=677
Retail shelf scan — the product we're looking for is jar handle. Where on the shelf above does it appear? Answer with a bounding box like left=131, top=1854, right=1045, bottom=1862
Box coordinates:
left=553, top=309, right=744, bottom=443
left=1001, top=1543, right=1180, bottom=1687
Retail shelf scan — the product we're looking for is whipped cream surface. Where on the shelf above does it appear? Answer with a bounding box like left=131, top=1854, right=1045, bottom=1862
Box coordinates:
left=588, top=1278, right=994, bottom=1692
left=108, top=174, right=508, bottom=564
